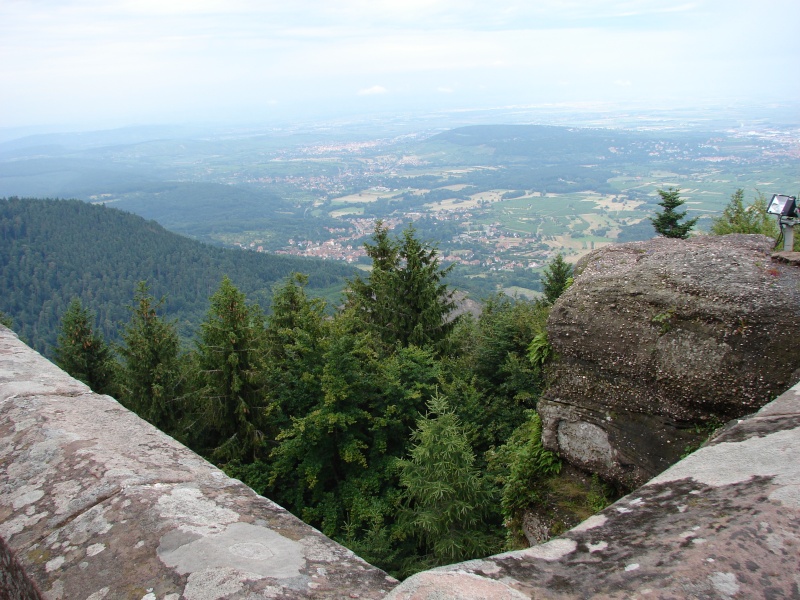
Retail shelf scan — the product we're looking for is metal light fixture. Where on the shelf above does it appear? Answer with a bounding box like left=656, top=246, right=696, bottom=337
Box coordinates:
left=767, top=194, right=798, bottom=217
left=768, top=194, right=799, bottom=251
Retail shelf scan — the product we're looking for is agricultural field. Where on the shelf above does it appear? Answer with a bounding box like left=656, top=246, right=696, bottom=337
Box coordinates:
left=2, top=118, right=798, bottom=299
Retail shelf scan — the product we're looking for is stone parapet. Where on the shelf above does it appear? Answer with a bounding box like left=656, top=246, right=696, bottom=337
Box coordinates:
left=0, top=326, right=398, bottom=599
left=387, top=383, right=800, bottom=599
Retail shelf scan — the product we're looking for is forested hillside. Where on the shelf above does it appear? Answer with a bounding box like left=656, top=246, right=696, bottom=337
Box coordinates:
left=41, top=220, right=611, bottom=579
left=425, top=124, right=639, bottom=164
left=0, top=197, right=354, bottom=354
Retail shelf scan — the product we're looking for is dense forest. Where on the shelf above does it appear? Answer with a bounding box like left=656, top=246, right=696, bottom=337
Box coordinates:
left=425, top=124, right=639, bottom=162
left=19, top=214, right=617, bottom=579
left=104, top=181, right=348, bottom=244
left=0, top=197, right=355, bottom=353
left=5, top=188, right=767, bottom=578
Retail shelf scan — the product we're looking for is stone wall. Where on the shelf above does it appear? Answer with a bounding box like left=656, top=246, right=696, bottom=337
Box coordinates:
left=0, top=326, right=397, bottom=599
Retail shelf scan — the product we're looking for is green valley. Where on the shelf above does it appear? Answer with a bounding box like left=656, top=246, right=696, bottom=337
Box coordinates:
left=0, top=197, right=354, bottom=355
left=1, top=117, right=798, bottom=302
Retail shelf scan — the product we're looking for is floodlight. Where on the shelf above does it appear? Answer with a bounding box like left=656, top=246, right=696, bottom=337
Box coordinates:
left=767, top=194, right=797, bottom=217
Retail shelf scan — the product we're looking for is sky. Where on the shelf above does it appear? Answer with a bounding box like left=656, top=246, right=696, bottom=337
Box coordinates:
left=1, top=0, right=799, bottom=129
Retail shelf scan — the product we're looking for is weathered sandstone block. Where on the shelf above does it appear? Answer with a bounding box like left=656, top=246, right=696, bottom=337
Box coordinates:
left=540, top=234, right=800, bottom=487
left=0, top=326, right=397, bottom=599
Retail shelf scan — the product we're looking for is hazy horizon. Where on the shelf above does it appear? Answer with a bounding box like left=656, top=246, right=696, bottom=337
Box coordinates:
left=2, top=1, right=799, bottom=131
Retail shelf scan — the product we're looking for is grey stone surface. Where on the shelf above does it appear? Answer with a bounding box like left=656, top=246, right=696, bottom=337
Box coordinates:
left=770, top=250, right=800, bottom=266
left=0, top=326, right=397, bottom=599
left=541, top=234, right=800, bottom=487
left=388, top=381, right=800, bottom=599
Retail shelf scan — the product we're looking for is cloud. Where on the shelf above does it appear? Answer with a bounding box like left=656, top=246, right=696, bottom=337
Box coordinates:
left=357, top=85, right=388, bottom=96
left=1, top=0, right=799, bottom=127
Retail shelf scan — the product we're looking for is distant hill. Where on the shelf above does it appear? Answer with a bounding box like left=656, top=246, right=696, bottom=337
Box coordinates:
left=423, top=124, right=639, bottom=163
left=104, top=181, right=344, bottom=245
left=0, top=159, right=344, bottom=249
left=422, top=123, right=708, bottom=168
left=413, top=124, right=644, bottom=195
left=0, top=197, right=355, bottom=355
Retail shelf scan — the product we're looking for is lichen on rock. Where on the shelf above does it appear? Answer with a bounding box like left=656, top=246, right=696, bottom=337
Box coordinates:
left=541, top=234, right=800, bottom=487
left=0, top=326, right=396, bottom=599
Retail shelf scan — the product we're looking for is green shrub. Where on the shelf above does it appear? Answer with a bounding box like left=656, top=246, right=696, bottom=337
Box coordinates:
left=488, top=412, right=561, bottom=545
left=710, top=189, right=779, bottom=238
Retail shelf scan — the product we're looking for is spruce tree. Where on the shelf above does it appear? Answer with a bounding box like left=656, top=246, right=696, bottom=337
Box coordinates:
left=268, top=323, right=379, bottom=529
left=117, top=282, right=183, bottom=433
left=346, top=222, right=456, bottom=351
left=264, top=273, right=328, bottom=426
left=650, top=187, right=698, bottom=239
left=192, top=277, right=268, bottom=463
left=397, top=226, right=457, bottom=348
left=710, top=189, right=778, bottom=237
left=54, top=298, right=115, bottom=394
left=541, top=253, right=573, bottom=304
left=397, top=393, right=495, bottom=564
left=346, top=221, right=400, bottom=345
left=490, top=412, right=562, bottom=546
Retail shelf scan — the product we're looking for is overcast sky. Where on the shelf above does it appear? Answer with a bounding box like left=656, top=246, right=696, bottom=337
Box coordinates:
left=1, top=0, right=798, bottom=129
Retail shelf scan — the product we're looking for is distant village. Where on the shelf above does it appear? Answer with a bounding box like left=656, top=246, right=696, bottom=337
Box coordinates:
left=238, top=211, right=550, bottom=272
left=225, top=123, right=800, bottom=273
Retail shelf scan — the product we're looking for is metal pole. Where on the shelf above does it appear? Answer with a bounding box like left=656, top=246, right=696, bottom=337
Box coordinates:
left=785, top=222, right=795, bottom=252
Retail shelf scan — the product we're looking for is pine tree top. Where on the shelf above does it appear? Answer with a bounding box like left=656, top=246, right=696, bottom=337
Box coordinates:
left=650, top=187, right=698, bottom=239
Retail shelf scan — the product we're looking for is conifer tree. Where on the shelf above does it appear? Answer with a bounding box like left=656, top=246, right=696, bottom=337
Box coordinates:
left=346, top=222, right=456, bottom=351
left=489, top=412, right=562, bottom=546
left=710, top=189, right=778, bottom=237
left=346, top=221, right=400, bottom=345
left=192, top=277, right=268, bottom=463
left=650, top=187, right=698, bottom=239
left=268, top=324, right=378, bottom=529
left=54, top=298, right=115, bottom=394
left=449, top=294, right=549, bottom=454
left=541, top=253, right=573, bottom=304
left=264, top=273, right=328, bottom=425
left=117, top=282, right=183, bottom=433
left=397, top=226, right=457, bottom=348
left=397, top=393, right=495, bottom=564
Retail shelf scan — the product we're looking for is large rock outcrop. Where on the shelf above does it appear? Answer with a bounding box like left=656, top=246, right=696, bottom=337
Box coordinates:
left=539, top=234, right=800, bottom=488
